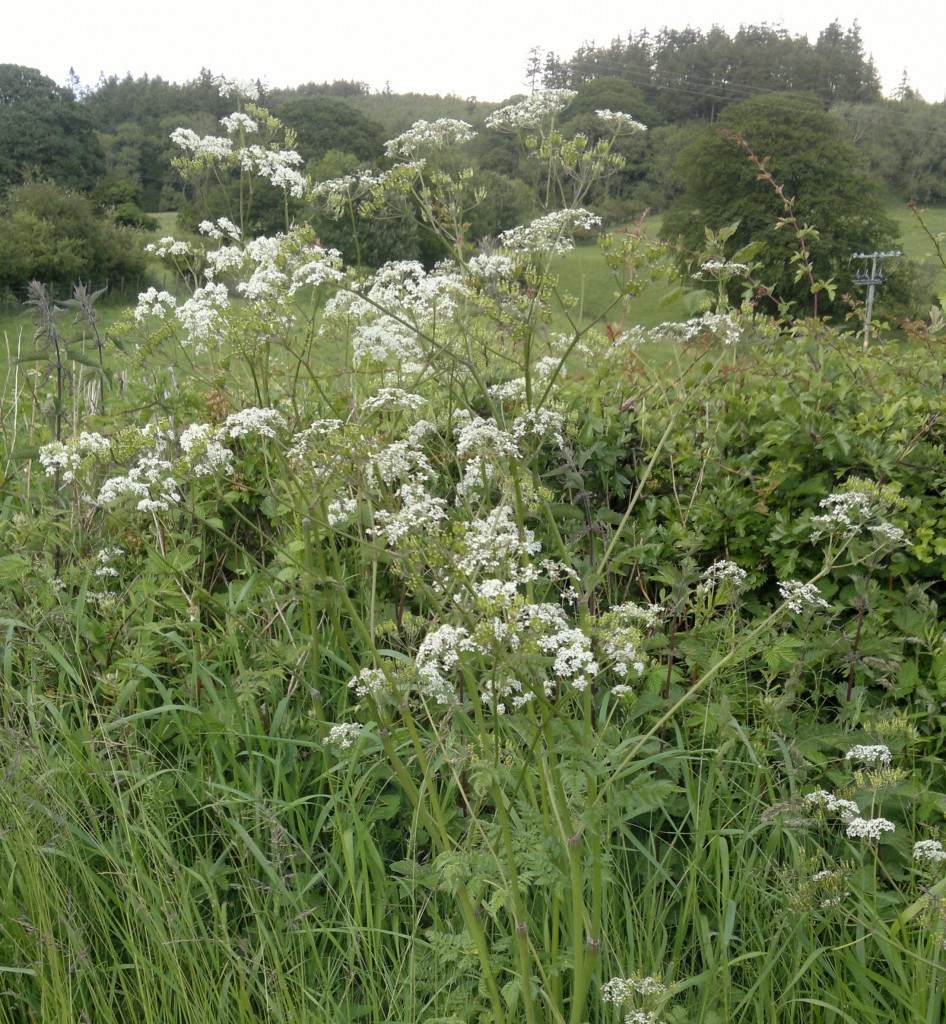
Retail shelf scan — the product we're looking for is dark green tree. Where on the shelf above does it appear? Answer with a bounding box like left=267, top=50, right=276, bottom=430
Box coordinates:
left=663, top=92, right=900, bottom=314
left=0, top=64, right=104, bottom=191
left=270, top=96, right=386, bottom=163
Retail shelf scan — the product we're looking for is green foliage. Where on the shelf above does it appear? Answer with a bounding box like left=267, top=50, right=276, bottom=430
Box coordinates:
left=663, top=93, right=901, bottom=315
left=113, top=201, right=159, bottom=230
left=271, top=95, right=387, bottom=163
left=0, top=64, right=104, bottom=191
left=544, top=21, right=881, bottom=123
left=0, top=179, right=147, bottom=294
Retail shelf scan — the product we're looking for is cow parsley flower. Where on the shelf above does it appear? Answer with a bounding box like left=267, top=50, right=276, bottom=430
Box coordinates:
left=212, top=75, right=260, bottom=101
left=146, top=236, right=194, bottom=258
left=416, top=624, right=475, bottom=703
left=486, top=90, right=576, bottom=130
left=370, top=484, right=448, bottom=546
left=360, top=389, right=427, bottom=414
left=134, top=287, right=177, bottom=322
left=456, top=506, right=542, bottom=577
left=220, top=112, right=258, bottom=135
left=703, top=559, right=748, bottom=587
left=169, top=128, right=233, bottom=160
left=221, top=407, right=286, bottom=440
left=499, top=208, right=601, bottom=255
left=97, top=455, right=181, bottom=513
left=323, top=723, right=363, bottom=749
left=914, top=840, right=946, bottom=863
left=198, top=216, right=242, bottom=241
left=327, top=496, right=359, bottom=528
left=845, top=744, right=893, bottom=768
left=596, top=109, right=647, bottom=132
left=179, top=422, right=234, bottom=477
left=384, top=119, right=476, bottom=159
left=778, top=580, right=831, bottom=614
left=175, top=283, right=230, bottom=346
left=845, top=816, right=896, bottom=840
left=349, top=668, right=388, bottom=699
left=803, top=790, right=861, bottom=821
left=39, top=431, right=111, bottom=482
left=352, top=318, right=423, bottom=368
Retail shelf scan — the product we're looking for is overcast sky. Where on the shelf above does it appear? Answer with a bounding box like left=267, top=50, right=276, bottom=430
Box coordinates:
left=4, top=0, right=943, bottom=104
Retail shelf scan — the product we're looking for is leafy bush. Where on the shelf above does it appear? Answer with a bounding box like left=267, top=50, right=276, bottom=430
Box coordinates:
left=0, top=178, right=147, bottom=294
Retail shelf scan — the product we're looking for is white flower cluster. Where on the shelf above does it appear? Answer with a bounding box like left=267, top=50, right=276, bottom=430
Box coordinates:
left=360, top=389, right=427, bottom=414
left=145, top=236, right=194, bottom=258
left=179, top=422, right=234, bottom=477
left=416, top=624, right=476, bottom=703
left=519, top=602, right=599, bottom=692
left=809, top=487, right=908, bottom=547
left=778, top=580, right=831, bottom=614
left=702, top=559, right=748, bottom=587
left=220, top=407, right=287, bottom=440
left=650, top=312, right=743, bottom=346
left=349, top=667, right=388, bottom=699
left=602, top=975, right=669, bottom=1024
left=242, top=145, right=308, bottom=198
left=511, top=408, right=565, bottom=449
left=467, top=252, right=516, bottom=281
left=134, top=287, right=177, bottom=322
left=454, top=416, right=520, bottom=499
left=327, top=495, right=359, bottom=528
left=311, top=167, right=390, bottom=221
left=845, top=744, right=893, bottom=768
left=485, top=90, right=576, bottom=131
left=456, top=506, right=541, bottom=579
left=599, top=602, right=656, bottom=678
left=97, top=454, right=181, bottom=514
left=219, top=112, right=258, bottom=135
left=370, top=483, right=448, bottom=546
left=93, top=547, right=123, bottom=578
left=694, top=259, right=750, bottom=279
left=89, top=409, right=285, bottom=514
left=364, top=260, right=463, bottom=326
left=370, top=439, right=434, bottom=487
left=602, top=977, right=667, bottom=1002
left=803, top=790, right=861, bottom=821
left=811, top=490, right=876, bottom=538
left=39, top=431, right=111, bottom=483
left=845, top=816, right=896, bottom=841
left=914, top=840, right=946, bottom=863
left=595, top=109, right=648, bottom=132
left=175, top=283, right=230, bottom=348
left=384, top=118, right=476, bottom=159
left=198, top=217, right=242, bottom=241
left=499, top=208, right=601, bottom=255
left=322, top=723, right=363, bottom=749
left=169, top=128, right=234, bottom=160
left=869, top=522, right=908, bottom=546
left=212, top=75, right=260, bottom=101
left=230, top=234, right=284, bottom=299
left=352, top=318, right=423, bottom=369
left=810, top=868, right=851, bottom=909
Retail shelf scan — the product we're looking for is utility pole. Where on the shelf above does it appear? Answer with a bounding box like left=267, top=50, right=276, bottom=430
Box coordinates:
left=852, top=250, right=901, bottom=349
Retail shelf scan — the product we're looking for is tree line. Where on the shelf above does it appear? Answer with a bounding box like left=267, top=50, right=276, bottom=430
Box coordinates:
left=0, top=21, right=943, bottom=307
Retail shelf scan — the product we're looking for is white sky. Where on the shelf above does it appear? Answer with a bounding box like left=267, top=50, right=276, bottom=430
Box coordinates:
left=4, top=0, right=944, bottom=104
